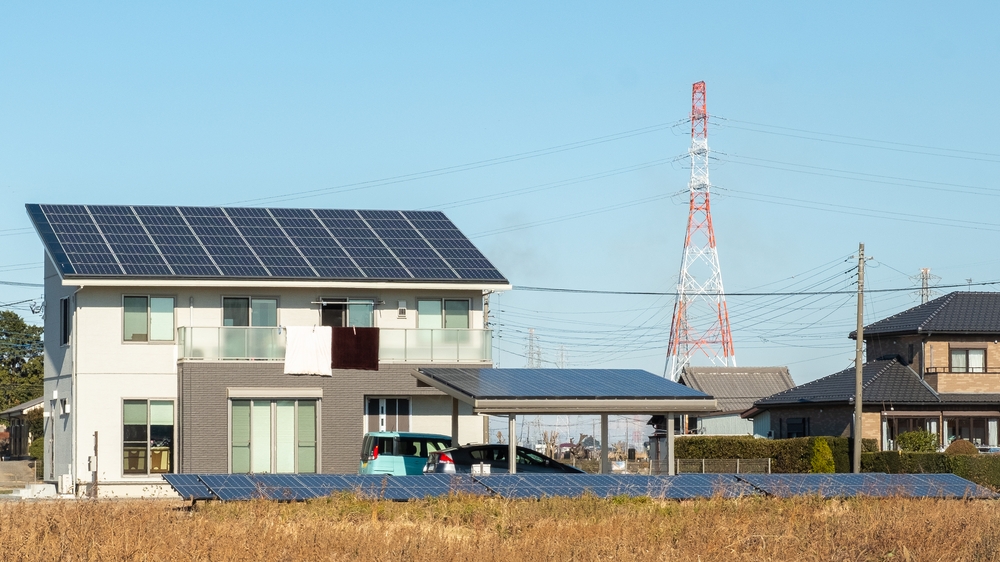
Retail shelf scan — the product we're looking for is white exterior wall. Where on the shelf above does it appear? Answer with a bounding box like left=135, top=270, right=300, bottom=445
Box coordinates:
left=752, top=411, right=772, bottom=438
left=697, top=414, right=753, bottom=436
left=46, top=272, right=491, bottom=495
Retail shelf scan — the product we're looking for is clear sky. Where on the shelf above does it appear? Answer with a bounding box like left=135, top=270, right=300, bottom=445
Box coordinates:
left=3, top=2, right=999, bottom=414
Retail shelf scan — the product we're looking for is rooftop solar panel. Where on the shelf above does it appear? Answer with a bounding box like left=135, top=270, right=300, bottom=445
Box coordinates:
left=28, top=204, right=507, bottom=283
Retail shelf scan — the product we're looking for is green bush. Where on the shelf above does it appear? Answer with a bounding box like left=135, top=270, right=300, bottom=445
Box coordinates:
left=810, top=437, right=835, bottom=473
left=28, top=436, right=44, bottom=479
left=861, top=451, right=1000, bottom=490
left=896, top=430, right=938, bottom=452
left=945, top=439, right=979, bottom=455
left=675, top=436, right=878, bottom=473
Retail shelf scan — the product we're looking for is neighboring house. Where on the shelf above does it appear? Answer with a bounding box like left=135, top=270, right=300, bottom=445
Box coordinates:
left=743, top=292, right=1000, bottom=450
left=27, top=204, right=510, bottom=496
left=676, top=367, right=794, bottom=436
left=0, top=397, right=44, bottom=458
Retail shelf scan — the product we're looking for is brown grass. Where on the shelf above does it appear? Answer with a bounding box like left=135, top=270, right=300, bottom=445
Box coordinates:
left=2, top=494, right=999, bottom=561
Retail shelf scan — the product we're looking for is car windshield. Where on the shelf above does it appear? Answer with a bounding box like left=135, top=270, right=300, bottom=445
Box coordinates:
left=398, top=437, right=451, bottom=458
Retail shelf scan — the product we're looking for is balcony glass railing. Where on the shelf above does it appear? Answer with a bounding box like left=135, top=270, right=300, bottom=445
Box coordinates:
left=178, top=327, right=286, bottom=361
left=379, top=328, right=492, bottom=363
left=178, top=327, right=492, bottom=363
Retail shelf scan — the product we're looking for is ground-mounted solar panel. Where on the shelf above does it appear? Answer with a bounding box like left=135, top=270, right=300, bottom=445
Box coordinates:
left=198, top=474, right=263, bottom=501
left=162, top=474, right=216, bottom=501
left=473, top=474, right=753, bottom=500
left=735, top=473, right=996, bottom=499
left=27, top=204, right=508, bottom=283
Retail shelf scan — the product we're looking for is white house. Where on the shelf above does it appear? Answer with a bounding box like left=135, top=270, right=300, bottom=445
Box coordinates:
left=29, top=204, right=509, bottom=497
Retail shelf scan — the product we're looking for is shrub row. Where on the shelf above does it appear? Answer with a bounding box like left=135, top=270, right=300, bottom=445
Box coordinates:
left=674, top=436, right=878, bottom=473
left=861, top=452, right=1000, bottom=490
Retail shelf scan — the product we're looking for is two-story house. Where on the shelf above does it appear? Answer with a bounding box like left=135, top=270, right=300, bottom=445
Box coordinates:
left=28, top=204, right=510, bottom=496
left=742, top=292, right=1000, bottom=450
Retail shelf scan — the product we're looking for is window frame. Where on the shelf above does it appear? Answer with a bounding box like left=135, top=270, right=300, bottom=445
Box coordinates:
left=416, top=298, right=472, bottom=329
left=122, top=295, right=176, bottom=343
left=950, top=347, right=987, bottom=373
left=59, top=296, right=71, bottom=346
left=319, top=297, right=376, bottom=328
left=220, top=296, right=280, bottom=327
left=228, top=394, right=321, bottom=474
left=122, top=398, right=175, bottom=477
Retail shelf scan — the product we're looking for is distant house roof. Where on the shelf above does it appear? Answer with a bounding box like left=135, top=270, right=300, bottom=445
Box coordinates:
left=25, top=204, right=509, bottom=286
left=752, top=358, right=937, bottom=407
left=678, top=366, right=795, bottom=414
left=0, top=396, right=44, bottom=418
left=852, top=292, right=1000, bottom=338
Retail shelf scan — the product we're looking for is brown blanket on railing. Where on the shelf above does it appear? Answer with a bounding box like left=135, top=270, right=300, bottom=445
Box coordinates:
left=331, top=327, right=380, bottom=371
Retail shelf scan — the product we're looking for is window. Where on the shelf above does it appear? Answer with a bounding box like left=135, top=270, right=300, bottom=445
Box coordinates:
left=951, top=348, right=986, bottom=373
left=786, top=417, right=810, bottom=438
left=320, top=298, right=374, bottom=328
left=222, top=297, right=278, bottom=327
left=123, top=400, right=174, bottom=475
left=123, top=296, right=175, bottom=342
left=59, top=297, right=71, bottom=345
left=366, top=398, right=410, bottom=432
left=231, top=399, right=317, bottom=473
left=417, top=299, right=470, bottom=329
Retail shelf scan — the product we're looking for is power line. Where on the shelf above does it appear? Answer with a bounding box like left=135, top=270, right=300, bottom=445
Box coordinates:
left=512, top=280, right=1000, bottom=297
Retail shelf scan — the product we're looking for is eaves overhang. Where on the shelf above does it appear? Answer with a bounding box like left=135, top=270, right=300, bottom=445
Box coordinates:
left=60, top=277, right=511, bottom=292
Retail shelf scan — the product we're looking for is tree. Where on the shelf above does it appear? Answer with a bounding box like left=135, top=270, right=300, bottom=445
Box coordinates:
left=0, top=310, right=44, bottom=412
left=810, top=437, right=835, bottom=473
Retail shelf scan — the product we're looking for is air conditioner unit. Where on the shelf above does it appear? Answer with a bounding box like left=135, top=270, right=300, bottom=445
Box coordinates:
left=57, top=474, right=73, bottom=495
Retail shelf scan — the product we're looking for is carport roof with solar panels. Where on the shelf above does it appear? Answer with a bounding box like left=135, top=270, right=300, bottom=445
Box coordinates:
left=25, top=204, right=510, bottom=290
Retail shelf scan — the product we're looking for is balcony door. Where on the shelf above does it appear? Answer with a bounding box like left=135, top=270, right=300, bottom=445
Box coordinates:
left=222, top=297, right=277, bottom=358
left=321, top=298, right=374, bottom=328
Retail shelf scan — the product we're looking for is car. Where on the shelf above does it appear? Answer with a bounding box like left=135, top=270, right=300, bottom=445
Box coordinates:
left=423, top=444, right=586, bottom=474
left=359, top=432, right=452, bottom=475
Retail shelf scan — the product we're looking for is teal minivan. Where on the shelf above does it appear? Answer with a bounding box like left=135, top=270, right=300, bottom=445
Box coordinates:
left=359, top=432, right=452, bottom=475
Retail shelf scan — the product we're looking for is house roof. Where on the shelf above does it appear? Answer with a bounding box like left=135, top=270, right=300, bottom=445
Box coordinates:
left=0, top=396, right=44, bottom=417
left=852, top=292, right=1000, bottom=338
left=753, top=358, right=939, bottom=407
left=678, top=366, right=795, bottom=413
left=415, top=368, right=719, bottom=414
left=26, top=204, right=509, bottom=286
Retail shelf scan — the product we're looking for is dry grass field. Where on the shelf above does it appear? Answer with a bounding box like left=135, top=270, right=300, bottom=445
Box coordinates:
left=2, top=494, right=999, bottom=561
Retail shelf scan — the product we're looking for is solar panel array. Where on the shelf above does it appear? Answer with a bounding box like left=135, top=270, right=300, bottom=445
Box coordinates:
left=163, top=472, right=996, bottom=502
left=26, top=204, right=508, bottom=283
left=418, top=368, right=713, bottom=400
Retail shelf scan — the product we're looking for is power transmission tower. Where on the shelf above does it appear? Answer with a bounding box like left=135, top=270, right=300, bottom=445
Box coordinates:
left=525, top=328, right=542, bottom=368
left=665, top=81, right=736, bottom=381
left=558, top=345, right=567, bottom=368
left=910, top=268, right=939, bottom=304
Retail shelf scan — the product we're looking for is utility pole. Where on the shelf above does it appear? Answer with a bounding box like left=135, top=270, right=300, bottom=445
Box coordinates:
left=853, top=243, right=865, bottom=474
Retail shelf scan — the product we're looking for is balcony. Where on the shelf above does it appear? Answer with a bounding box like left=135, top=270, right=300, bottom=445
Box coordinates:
left=177, top=327, right=492, bottom=363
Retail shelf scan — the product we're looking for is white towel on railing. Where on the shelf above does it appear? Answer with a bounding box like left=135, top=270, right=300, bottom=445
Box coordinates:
left=283, top=326, right=332, bottom=376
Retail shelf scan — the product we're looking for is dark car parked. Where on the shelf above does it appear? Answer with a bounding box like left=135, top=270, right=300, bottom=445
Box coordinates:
left=423, top=444, right=586, bottom=474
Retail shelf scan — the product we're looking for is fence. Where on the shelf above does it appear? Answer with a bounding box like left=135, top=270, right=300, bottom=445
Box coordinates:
left=674, top=458, right=772, bottom=474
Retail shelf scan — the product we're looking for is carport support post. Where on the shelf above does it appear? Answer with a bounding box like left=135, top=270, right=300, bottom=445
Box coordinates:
left=667, top=414, right=675, bottom=476
left=600, top=414, right=610, bottom=474
left=451, top=398, right=460, bottom=446
left=508, top=414, right=517, bottom=474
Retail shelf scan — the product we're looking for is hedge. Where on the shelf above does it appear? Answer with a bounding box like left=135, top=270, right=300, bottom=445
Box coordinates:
left=675, top=436, right=878, bottom=473
left=862, top=451, right=1000, bottom=490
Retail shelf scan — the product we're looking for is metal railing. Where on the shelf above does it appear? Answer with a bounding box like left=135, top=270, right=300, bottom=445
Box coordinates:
left=925, top=366, right=1000, bottom=374
left=178, top=326, right=493, bottom=363
left=650, top=458, right=772, bottom=475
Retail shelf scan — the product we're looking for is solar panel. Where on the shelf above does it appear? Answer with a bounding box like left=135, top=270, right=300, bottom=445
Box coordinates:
left=198, top=474, right=263, bottom=501
left=736, top=473, right=997, bottom=499
left=161, top=474, right=216, bottom=500
left=28, top=204, right=507, bottom=283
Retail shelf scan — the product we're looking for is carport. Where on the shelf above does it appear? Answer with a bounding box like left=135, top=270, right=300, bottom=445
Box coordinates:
left=414, top=368, right=719, bottom=474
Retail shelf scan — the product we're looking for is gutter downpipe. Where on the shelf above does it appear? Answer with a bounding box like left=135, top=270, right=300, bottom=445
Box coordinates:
left=71, top=285, right=84, bottom=496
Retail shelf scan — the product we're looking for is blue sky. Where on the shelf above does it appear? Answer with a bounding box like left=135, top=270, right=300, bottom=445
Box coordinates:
left=3, top=3, right=999, bottom=402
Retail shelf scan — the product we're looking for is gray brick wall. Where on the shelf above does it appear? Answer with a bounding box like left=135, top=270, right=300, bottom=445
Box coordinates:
left=177, top=362, right=458, bottom=474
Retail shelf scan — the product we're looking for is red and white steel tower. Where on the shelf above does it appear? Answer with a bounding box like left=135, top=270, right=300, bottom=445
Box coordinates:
left=665, top=81, right=736, bottom=381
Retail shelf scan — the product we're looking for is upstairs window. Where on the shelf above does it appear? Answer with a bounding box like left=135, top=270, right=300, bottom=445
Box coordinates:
left=320, top=298, right=374, bottom=328
left=951, top=348, right=986, bottom=373
left=123, top=296, right=175, bottom=342
left=417, top=299, right=470, bottom=329
left=60, top=297, right=71, bottom=345
left=222, top=297, right=278, bottom=327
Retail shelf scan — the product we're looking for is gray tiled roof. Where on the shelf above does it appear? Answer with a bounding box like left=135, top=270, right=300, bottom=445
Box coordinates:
left=754, top=358, right=939, bottom=406
left=853, top=292, right=1000, bottom=338
left=679, top=366, right=795, bottom=413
